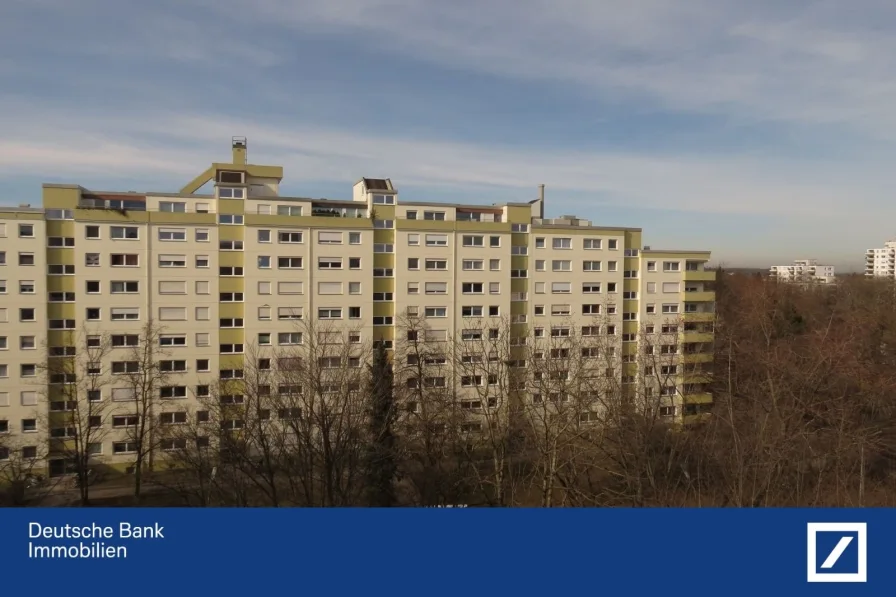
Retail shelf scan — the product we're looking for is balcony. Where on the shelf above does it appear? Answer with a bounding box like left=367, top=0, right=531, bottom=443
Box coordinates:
left=682, top=331, right=714, bottom=344
left=682, top=312, right=714, bottom=323
left=683, top=270, right=715, bottom=282
left=682, top=352, right=714, bottom=364
left=682, top=392, right=713, bottom=404
left=683, top=291, right=715, bottom=302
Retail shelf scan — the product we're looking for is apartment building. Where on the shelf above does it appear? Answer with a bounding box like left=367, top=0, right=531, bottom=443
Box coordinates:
left=865, top=240, right=896, bottom=278
left=769, top=259, right=835, bottom=284
left=0, top=138, right=716, bottom=476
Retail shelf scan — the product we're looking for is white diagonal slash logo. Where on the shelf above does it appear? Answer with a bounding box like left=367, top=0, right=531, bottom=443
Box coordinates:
left=807, top=522, right=867, bottom=583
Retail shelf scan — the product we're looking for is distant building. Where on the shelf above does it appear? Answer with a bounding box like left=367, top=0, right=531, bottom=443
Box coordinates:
left=865, top=241, right=896, bottom=279
left=769, top=259, right=835, bottom=284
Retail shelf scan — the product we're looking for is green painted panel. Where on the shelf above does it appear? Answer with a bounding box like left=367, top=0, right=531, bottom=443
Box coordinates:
left=150, top=212, right=216, bottom=225
left=642, top=251, right=711, bottom=260
left=218, top=303, right=244, bottom=319
left=510, top=302, right=527, bottom=315
left=217, top=226, right=245, bottom=241
left=373, top=278, right=394, bottom=293
left=682, top=291, right=715, bottom=302
left=218, top=278, right=244, bottom=293
left=218, top=355, right=245, bottom=369
left=373, top=229, right=395, bottom=243
left=683, top=270, right=716, bottom=282
left=218, top=252, right=244, bottom=267
left=46, top=248, right=75, bottom=265
left=510, top=279, right=527, bottom=293
left=74, top=209, right=148, bottom=223
left=373, top=253, right=394, bottom=268
left=373, top=303, right=394, bottom=317
left=42, top=186, right=80, bottom=209
left=218, top=329, right=245, bottom=344
left=48, top=304, right=76, bottom=319
left=510, top=256, right=528, bottom=270
left=219, top=199, right=245, bottom=213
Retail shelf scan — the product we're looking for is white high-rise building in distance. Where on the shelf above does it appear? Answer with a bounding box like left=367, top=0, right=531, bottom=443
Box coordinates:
left=769, top=259, right=835, bottom=284
left=865, top=241, right=896, bottom=279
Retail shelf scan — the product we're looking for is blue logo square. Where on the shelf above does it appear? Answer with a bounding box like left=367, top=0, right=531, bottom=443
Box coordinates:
left=814, top=531, right=859, bottom=574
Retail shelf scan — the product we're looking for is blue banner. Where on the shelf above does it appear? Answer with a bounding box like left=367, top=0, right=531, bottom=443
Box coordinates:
left=0, top=508, right=888, bottom=595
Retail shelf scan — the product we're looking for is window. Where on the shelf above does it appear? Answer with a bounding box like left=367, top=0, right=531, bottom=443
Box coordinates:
left=490, top=282, right=500, bottom=294
left=663, top=261, right=681, bottom=272
left=218, top=187, right=245, bottom=199
left=647, top=282, right=657, bottom=294
left=85, top=225, right=100, bottom=239
left=425, top=307, right=447, bottom=318
left=551, top=237, right=572, bottom=250
left=318, top=308, right=342, bottom=319
left=373, top=292, right=393, bottom=301
left=488, top=306, right=500, bottom=317
left=425, top=259, right=447, bottom=271
left=195, top=307, right=210, bottom=320
left=19, top=308, right=35, bottom=321
left=512, top=223, right=528, bottom=232
left=111, top=308, right=140, bottom=321
left=48, top=264, right=75, bottom=275
left=318, top=282, right=343, bottom=295
left=425, top=282, right=447, bottom=295
left=19, top=281, right=35, bottom=294
left=487, top=236, right=500, bottom=248
left=110, top=280, right=139, bottom=293
left=374, top=219, right=394, bottom=229
left=407, top=282, right=420, bottom=295
left=408, top=234, right=420, bottom=246
left=278, top=257, right=303, bottom=269
left=462, top=283, right=484, bottom=294
left=257, top=229, right=272, bottom=243
left=277, top=307, right=303, bottom=320
left=18, top=252, right=35, bottom=266
left=48, top=319, right=75, bottom=329
left=552, top=260, right=571, bottom=272
left=582, top=304, right=600, bottom=315
left=159, top=411, right=189, bottom=425
left=662, top=304, right=680, bottom=314
left=195, top=229, right=210, bottom=242
left=159, top=201, right=186, bottom=213
left=349, top=282, right=361, bottom=295
left=318, top=231, right=343, bottom=245
left=607, top=261, right=618, bottom=272
left=551, top=282, right=571, bottom=294
left=462, top=235, right=484, bottom=247
left=462, top=306, right=483, bottom=317
left=423, top=211, right=445, bottom=220
left=608, top=239, right=618, bottom=250
left=318, top=257, right=342, bottom=269
left=662, top=282, right=680, bottom=293
left=278, top=281, right=304, bottom=295
left=425, top=234, right=448, bottom=247
left=373, top=268, right=393, bottom=277
left=647, top=261, right=657, bottom=272
left=623, top=291, right=638, bottom=299
left=158, top=228, right=186, bottom=241
left=159, top=307, right=187, bottom=321
left=46, top=209, right=73, bottom=220
left=219, top=318, right=244, bottom=328
left=158, top=281, right=186, bottom=295
left=278, top=333, right=303, bottom=346
left=258, top=281, right=272, bottom=295
left=646, top=304, right=656, bottom=314
left=463, top=259, right=483, bottom=271
left=582, top=283, right=601, bottom=294
left=220, top=344, right=244, bottom=354
left=218, top=214, right=244, bottom=225
left=276, top=205, right=302, bottom=216
left=373, top=194, right=394, bottom=205
left=535, top=260, right=545, bottom=272
left=373, top=243, right=393, bottom=253
left=219, top=240, right=243, bottom=251
left=278, top=231, right=303, bottom=244
left=47, top=236, right=75, bottom=247
left=349, top=257, right=361, bottom=269
left=219, top=292, right=244, bottom=302
left=584, top=238, right=602, bottom=250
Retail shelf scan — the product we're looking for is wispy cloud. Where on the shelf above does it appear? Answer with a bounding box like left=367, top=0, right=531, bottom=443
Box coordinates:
left=2, top=0, right=896, bottom=269
left=0, top=103, right=887, bottom=222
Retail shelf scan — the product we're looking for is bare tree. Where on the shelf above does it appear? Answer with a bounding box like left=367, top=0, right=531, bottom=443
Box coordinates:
left=0, top=435, right=50, bottom=505
left=39, top=325, right=113, bottom=506
left=393, top=315, right=471, bottom=506
left=118, top=320, right=172, bottom=501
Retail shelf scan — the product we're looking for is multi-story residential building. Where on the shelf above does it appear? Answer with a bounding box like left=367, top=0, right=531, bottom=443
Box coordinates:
left=0, top=138, right=716, bottom=478
left=865, top=241, right=896, bottom=278
left=769, top=259, right=835, bottom=284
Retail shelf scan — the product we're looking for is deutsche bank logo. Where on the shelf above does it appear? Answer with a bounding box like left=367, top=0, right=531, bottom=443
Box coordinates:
left=806, top=523, right=867, bottom=583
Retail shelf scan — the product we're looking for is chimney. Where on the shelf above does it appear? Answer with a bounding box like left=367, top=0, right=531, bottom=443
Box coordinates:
left=232, top=136, right=247, bottom=165
left=538, top=184, right=545, bottom=202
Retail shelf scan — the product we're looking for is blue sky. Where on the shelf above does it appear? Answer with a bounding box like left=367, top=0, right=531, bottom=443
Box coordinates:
left=3, top=0, right=896, bottom=270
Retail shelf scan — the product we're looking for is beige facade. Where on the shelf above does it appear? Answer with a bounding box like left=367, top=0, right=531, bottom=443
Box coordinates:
left=0, top=139, right=716, bottom=476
